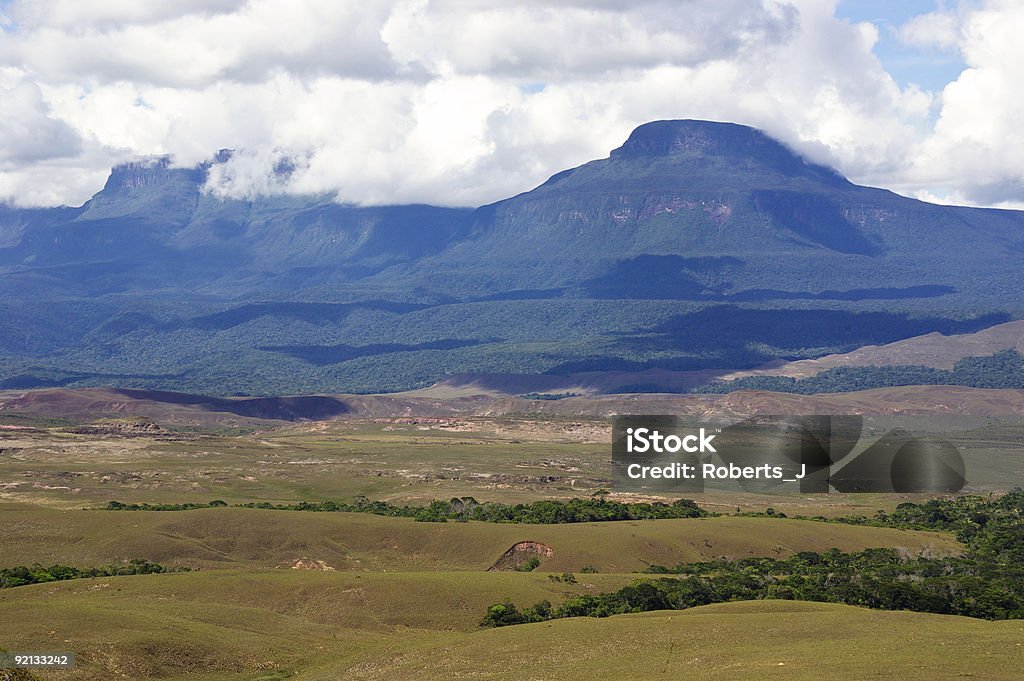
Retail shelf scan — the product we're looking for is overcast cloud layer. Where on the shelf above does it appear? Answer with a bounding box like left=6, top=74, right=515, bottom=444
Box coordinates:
left=0, top=0, right=1021, bottom=209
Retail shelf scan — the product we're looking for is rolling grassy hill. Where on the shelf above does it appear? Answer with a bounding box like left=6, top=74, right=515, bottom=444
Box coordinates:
left=0, top=508, right=960, bottom=572
left=3, top=580, right=1020, bottom=680
left=338, top=601, right=1024, bottom=681
left=725, top=320, right=1024, bottom=378
left=0, top=506, right=980, bottom=681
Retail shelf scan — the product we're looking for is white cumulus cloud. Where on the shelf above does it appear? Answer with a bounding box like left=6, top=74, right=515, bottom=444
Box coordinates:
left=899, top=9, right=962, bottom=52
left=905, top=0, right=1024, bottom=206
left=0, top=0, right=1019, bottom=209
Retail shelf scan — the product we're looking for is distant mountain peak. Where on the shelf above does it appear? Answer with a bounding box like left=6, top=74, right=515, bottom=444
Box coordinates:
left=609, top=119, right=846, bottom=185
left=613, top=119, right=785, bottom=157
left=102, top=156, right=205, bottom=194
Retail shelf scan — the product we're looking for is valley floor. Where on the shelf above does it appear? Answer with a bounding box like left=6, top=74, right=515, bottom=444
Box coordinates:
left=1, top=408, right=1021, bottom=680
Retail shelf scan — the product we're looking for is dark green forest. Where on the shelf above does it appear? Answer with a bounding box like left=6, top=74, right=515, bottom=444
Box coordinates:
left=103, top=496, right=708, bottom=523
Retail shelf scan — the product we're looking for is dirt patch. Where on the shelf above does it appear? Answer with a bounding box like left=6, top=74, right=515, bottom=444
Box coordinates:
left=286, top=558, right=335, bottom=571
left=63, top=417, right=194, bottom=440
left=486, top=541, right=553, bottom=572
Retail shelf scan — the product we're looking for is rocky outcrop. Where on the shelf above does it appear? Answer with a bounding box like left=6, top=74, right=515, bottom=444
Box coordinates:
left=486, top=541, right=554, bottom=572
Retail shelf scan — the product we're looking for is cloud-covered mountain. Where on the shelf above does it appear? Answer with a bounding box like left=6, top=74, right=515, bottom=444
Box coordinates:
left=0, top=120, right=1021, bottom=394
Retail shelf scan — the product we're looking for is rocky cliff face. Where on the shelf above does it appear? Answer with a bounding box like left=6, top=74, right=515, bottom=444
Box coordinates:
left=102, top=157, right=206, bottom=193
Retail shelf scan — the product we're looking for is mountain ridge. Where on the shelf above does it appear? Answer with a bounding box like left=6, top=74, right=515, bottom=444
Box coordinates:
left=5, top=384, right=1024, bottom=426
left=0, top=119, right=1021, bottom=394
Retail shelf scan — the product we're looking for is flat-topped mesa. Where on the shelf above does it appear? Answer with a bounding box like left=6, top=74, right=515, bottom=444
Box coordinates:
left=610, top=119, right=848, bottom=185
left=611, top=119, right=782, bottom=156
left=102, top=156, right=205, bottom=193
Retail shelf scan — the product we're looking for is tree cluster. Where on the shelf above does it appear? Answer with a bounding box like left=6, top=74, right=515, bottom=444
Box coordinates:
left=0, top=559, right=187, bottom=589
left=105, top=496, right=708, bottom=524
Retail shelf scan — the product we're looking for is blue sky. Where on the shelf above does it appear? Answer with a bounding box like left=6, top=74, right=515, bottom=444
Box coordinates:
left=837, top=0, right=967, bottom=91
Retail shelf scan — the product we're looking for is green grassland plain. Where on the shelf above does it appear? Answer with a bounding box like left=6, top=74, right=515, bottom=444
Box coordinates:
left=1, top=413, right=1021, bottom=680
left=0, top=415, right=976, bottom=515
